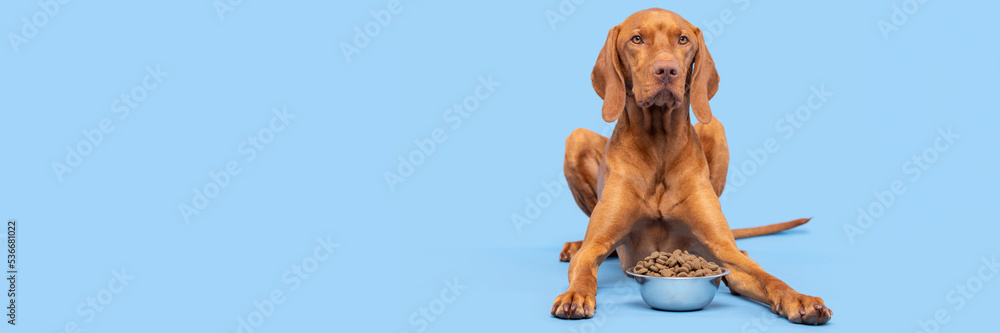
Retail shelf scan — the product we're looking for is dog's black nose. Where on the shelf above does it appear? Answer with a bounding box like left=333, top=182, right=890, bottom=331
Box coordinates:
left=653, top=60, right=680, bottom=82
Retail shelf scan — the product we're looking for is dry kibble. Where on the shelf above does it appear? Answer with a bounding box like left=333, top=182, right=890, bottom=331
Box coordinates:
left=632, top=250, right=723, bottom=277
left=665, top=257, right=677, bottom=266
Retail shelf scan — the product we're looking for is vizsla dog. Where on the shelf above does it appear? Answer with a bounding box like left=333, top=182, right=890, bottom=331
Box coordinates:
left=551, top=8, right=833, bottom=325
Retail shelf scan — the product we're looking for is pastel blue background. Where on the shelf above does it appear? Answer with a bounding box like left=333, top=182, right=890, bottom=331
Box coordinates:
left=1, top=0, right=997, bottom=332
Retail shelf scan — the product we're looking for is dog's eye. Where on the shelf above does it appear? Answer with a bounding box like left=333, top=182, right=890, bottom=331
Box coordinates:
left=631, top=35, right=642, bottom=44
left=679, top=36, right=689, bottom=44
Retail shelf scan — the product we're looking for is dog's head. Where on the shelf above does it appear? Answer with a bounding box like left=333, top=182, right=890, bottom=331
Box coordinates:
left=592, top=8, right=720, bottom=123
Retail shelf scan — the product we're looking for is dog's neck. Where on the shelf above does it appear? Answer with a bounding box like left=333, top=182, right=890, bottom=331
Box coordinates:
left=615, top=97, right=693, bottom=144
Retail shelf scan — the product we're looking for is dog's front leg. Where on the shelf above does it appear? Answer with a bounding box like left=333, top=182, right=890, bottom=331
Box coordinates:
left=551, top=182, right=639, bottom=319
left=676, top=181, right=833, bottom=325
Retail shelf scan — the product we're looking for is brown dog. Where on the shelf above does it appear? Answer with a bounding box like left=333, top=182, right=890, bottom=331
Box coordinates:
left=551, top=8, right=832, bottom=325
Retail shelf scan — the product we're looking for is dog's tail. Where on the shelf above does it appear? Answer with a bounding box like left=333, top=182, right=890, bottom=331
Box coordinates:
left=732, top=218, right=811, bottom=239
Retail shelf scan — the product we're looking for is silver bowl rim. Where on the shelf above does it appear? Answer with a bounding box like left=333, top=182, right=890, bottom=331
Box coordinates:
left=625, top=266, right=730, bottom=279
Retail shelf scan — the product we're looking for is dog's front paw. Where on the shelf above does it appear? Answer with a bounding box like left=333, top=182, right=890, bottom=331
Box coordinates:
left=772, top=292, right=832, bottom=325
left=551, top=290, right=595, bottom=319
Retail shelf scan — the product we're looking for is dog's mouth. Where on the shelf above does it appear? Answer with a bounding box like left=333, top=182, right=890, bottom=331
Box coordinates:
left=636, top=87, right=682, bottom=109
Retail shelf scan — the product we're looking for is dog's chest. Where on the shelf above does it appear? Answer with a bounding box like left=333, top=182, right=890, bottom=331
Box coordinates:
left=643, top=173, right=686, bottom=218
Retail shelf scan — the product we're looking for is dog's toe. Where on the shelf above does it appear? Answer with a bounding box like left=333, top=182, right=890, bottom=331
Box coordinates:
left=551, top=290, right=595, bottom=319
left=559, top=241, right=582, bottom=262
left=775, top=293, right=832, bottom=325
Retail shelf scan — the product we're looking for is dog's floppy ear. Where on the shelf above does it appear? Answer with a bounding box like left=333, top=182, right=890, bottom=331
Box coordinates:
left=591, top=26, right=626, bottom=123
left=689, top=27, right=720, bottom=124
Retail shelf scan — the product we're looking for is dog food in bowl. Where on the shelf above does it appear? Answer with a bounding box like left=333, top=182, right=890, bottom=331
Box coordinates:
left=626, top=250, right=730, bottom=311
left=633, top=249, right=723, bottom=277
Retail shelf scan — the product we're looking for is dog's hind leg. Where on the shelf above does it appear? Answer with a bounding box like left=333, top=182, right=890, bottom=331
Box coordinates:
left=559, top=128, right=609, bottom=262
left=559, top=241, right=582, bottom=262
left=564, top=128, right=607, bottom=216
left=694, top=117, right=729, bottom=196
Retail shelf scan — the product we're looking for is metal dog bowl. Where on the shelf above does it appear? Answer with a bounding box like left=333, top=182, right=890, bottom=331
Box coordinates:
left=625, top=267, right=729, bottom=311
